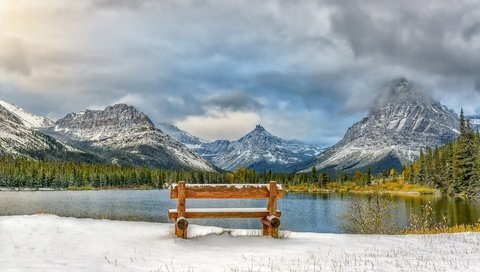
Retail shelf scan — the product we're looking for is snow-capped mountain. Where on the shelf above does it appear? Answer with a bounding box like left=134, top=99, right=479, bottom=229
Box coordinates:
left=0, top=100, right=54, bottom=128
left=0, top=103, right=92, bottom=160
left=162, top=124, right=327, bottom=172
left=299, top=78, right=460, bottom=174
left=466, top=115, right=480, bottom=132
left=44, top=104, right=217, bottom=171
left=157, top=123, right=210, bottom=149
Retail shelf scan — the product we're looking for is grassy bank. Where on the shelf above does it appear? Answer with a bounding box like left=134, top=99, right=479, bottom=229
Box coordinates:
left=285, top=181, right=438, bottom=195
left=403, top=222, right=480, bottom=234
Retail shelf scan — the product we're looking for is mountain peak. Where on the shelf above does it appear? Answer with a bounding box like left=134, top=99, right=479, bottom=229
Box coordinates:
left=55, top=103, right=154, bottom=134
left=244, top=124, right=273, bottom=138
left=109, top=103, right=135, bottom=111
left=254, top=124, right=266, bottom=132
left=374, top=78, right=434, bottom=109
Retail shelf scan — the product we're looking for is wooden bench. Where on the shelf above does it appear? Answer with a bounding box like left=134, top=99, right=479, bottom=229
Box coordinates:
left=168, top=181, right=283, bottom=239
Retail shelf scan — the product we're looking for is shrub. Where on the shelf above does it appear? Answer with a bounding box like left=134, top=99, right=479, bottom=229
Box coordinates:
left=342, top=193, right=399, bottom=234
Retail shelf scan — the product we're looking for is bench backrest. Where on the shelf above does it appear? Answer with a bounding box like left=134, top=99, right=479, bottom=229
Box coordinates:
left=170, top=182, right=284, bottom=199
left=171, top=181, right=283, bottom=218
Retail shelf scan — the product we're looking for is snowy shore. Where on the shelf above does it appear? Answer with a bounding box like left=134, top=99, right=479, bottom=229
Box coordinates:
left=1, top=215, right=479, bottom=271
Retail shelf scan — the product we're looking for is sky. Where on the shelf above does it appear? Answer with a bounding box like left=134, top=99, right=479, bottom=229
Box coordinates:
left=0, top=0, right=479, bottom=145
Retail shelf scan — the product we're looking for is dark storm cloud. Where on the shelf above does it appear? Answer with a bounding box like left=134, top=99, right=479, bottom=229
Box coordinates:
left=463, top=22, right=480, bottom=41
left=208, top=91, right=263, bottom=112
left=475, top=78, right=480, bottom=92
left=328, top=0, right=480, bottom=78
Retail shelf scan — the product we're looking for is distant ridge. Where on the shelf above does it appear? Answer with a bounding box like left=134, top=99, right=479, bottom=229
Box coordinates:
left=162, top=124, right=327, bottom=172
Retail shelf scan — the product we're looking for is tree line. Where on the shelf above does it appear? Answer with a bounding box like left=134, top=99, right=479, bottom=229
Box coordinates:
left=0, top=156, right=344, bottom=189
left=402, top=109, right=480, bottom=198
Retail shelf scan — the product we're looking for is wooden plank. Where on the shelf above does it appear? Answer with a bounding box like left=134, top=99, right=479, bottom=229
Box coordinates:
left=168, top=208, right=281, bottom=219
left=170, top=184, right=284, bottom=199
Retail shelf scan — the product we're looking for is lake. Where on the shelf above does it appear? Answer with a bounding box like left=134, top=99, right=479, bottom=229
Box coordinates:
left=0, top=190, right=479, bottom=233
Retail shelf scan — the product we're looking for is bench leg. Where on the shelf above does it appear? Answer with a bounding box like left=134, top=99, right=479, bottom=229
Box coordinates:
left=175, top=217, right=188, bottom=239
left=262, top=221, right=270, bottom=236
left=261, top=218, right=279, bottom=238
left=270, top=227, right=279, bottom=238
left=175, top=224, right=187, bottom=239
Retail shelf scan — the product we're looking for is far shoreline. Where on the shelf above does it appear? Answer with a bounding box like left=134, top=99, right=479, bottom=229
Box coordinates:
left=0, top=186, right=448, bottom=198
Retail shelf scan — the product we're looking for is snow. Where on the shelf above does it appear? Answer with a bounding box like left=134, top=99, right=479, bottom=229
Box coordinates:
left=0, top=99, right=53, bottom=128
left=1, top=214, right=479, bottom=272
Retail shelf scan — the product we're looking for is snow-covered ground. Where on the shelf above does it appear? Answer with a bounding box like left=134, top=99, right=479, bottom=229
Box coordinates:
left=1, top=215, right=479, bottom=272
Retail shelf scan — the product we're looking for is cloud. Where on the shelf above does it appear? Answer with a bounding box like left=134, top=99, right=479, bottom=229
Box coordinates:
left=0, top=38, right=31, bottom=76
left=207, top=91, right=263, bottom=112
left=328, top=0, right=480, bottom=78
left=176, top=109, right=261, bottom=141
left=463, top=22, right=480, bottom=41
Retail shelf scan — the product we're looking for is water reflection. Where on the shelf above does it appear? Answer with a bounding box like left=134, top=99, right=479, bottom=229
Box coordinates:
left=0, top=190, right=478, bottom=233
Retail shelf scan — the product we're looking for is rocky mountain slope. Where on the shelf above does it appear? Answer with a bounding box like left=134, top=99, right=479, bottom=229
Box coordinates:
left=299, top=78, right=460, bottom=174
left=0, top=100, right=54, bottom=128
left=0, top=102, right=95, bottom=161
left=43, top=104, right=217, bottom=171
left=466, top=115, right=480, bottom=132
left=162, top=124, right=326, bottom=172
left=157, top=123, right=209, bottom=149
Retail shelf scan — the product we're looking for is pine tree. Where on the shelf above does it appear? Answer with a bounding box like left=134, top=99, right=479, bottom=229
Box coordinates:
left=311, top=167, right=318, bottom=184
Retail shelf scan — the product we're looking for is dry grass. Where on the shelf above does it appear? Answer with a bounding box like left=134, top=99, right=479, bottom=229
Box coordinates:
left=404, top=202, right=480, bottom=234
left=286, top=180, right=437, bottom=195
left=404, top=223, right=480, bottom=234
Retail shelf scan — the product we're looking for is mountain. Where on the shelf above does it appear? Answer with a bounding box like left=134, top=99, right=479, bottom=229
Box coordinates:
left=466, top=115, right=480, bottom=132
left=208, top=125, right=326, bottom=172
left=0, top=100, right=54, bottom=128
left=0, top=102, right=96, bottom=161
left=157, top=123, right=210, bottom=149
left=43, top=104, right=217, bottom=171
left=299, top=78, right=460, bottom=174
left=162, top=124, right=327, bottom=172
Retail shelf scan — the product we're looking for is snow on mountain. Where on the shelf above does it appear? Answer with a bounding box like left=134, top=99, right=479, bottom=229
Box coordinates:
left=162, top=124, right=327, bottom=172
left=157, top=123, right=210, bottom=149
left=0, top=100, right=54, bottom=128
left=299, top=78, right=460, bottom=174
left=466, top=115, right=480, bottom=132
left=46, top=104, right=217, bottom=171
left=0, top=103, right=86, bottom=159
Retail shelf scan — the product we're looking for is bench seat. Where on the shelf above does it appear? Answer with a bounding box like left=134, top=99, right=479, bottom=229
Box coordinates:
left=168, top=208, right=282, bottom=219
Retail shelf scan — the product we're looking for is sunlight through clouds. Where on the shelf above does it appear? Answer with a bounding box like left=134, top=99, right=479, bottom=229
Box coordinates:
left=177, top=109, right=261, bottom=141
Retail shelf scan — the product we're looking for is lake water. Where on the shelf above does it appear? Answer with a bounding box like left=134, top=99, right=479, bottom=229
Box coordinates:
left=0, top=190, right=479, bottom=233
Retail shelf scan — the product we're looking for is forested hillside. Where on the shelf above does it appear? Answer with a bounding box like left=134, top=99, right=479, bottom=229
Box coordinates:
left=403, top=110, right=480, bottom=198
